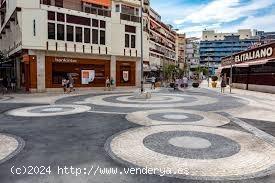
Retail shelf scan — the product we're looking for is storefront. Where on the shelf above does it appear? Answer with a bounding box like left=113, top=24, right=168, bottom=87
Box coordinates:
left=45, top=56, right=110, bottom=88
left=116, top=61, right=136, bottom=86
left=220, top=42, right=275, bottom=93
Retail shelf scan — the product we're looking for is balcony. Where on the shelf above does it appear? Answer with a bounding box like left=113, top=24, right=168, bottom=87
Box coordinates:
left=83, top=6, right=111, bottom=17
left=120, top=13, right=140, bottom=23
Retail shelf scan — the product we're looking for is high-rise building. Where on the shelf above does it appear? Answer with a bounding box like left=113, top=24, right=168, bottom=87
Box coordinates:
left=200, top=29, right=258, bottom=74
left=146, top=7, right=177, bottom=77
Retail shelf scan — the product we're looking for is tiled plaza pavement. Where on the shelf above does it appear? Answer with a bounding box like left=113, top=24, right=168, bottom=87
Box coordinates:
left=0, top=88, right=274, bottom=183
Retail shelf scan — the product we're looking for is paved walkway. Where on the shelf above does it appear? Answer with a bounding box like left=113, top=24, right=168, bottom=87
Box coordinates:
left=199, top=80, right=275, bottom=122
left=0, top=84, right=274, bottom=182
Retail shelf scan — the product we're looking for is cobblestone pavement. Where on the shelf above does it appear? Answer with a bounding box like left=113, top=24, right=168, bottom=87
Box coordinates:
left=0, top=87, right=274, bottom=183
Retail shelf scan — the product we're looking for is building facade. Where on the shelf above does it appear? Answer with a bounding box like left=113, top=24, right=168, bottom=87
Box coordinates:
left=220, top=42, right=275, bottom=93
left=185, top=37, right=200, bottom=70
left=254, top=30, right=275, bottom=44
left=200, top=30, right=258, bottom=75
left=176, top=33, right=186, bottom=69
left=0, top=0, right=155, bottom=92
left=146, top=8, right=177, bottom=77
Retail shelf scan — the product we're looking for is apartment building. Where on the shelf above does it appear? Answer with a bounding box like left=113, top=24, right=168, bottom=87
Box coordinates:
left=200, top=30, right=258, bottom=74
left=147, top=8, right=177, bottom=77
left=176, top=33, right=186, bottom=69
left=0, top=0, right=150, bottom=92
left=186, top=37, right=200, bottom=70
left=202, top=29, right=252, bottom=41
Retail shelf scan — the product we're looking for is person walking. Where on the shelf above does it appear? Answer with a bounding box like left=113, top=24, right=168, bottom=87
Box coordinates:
left=110, top=77, right=115, bottom=91
left=221, top=75, right=227, bottom=93
left=62, top=77, right=67, bottom=93
left=151, top=76, right=156, bottom=90
left=182, top=76, right=188, bottom=89
left=68, top=74, right=75, bottom=93
left=105, top=77, right=111, bottom=91
left=11, top=77, right=16, bottom=92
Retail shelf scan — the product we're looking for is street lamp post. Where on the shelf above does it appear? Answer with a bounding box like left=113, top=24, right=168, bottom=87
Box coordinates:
left=140, top=0, right=144, bottom=93
left=207, top=57, right=210, bottom=87
left=229, top=40, right=233, bottom=94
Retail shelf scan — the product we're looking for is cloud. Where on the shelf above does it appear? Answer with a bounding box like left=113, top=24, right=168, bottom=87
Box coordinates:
left=150, top=0, right=275, bottom=38
left=175, top=0, right=275, bottom=24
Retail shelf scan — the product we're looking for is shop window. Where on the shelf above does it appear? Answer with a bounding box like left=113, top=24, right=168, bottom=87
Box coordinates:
left=57, top=24, right=64, bottom=41
left=100, top=30, right=105, bottom=45
left=48, top=23, right=55, bottom=40
left=92, top=29, right=98, bottom=44
left=55, top=0, right=63, bottom=8
left=76, top=27, right=83, bottom=43
left=84, top=28, right=91, bottom=43
left=131, top=35, right=136, bottom=48
left=66, top=25, right=74, bottom=41
left=92, top=19, right=99, bottom=27
left=67, top=15, right=91, bottom=26
left=57, top=13, right=65, bottom=22
left=48, top=11, right=55, bottom=21
left=100, top=20, right=106, bottom=28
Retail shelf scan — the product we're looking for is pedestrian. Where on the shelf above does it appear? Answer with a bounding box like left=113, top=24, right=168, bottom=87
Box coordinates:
left=105, top=77, right=110, bottom=91
left=151, top=76, right=156, bottom=90
left=62, top=77, right=67, bottom=93
left=221, top=75, right=227, bottom=93
left=110, top=77, right=115, bottom=91
left=183, top=76, right=188, bottom=88
left=68, top=74, right=75, bottom=93
left=174, top=78, right=179, bottom=91
left=11, top=77, right=16, bottom=91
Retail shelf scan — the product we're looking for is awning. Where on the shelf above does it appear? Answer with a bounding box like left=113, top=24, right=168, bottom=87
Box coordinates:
left=247, top=59, right=270, bottom=66
left=81, top=0, right=111, bottom=7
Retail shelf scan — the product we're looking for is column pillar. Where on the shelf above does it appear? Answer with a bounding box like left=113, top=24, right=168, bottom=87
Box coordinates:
left=15, top=57, right=21, bottom=89
left=111, top=55, right=116, bottom=87
left=136, top=58, right=141, bottom=87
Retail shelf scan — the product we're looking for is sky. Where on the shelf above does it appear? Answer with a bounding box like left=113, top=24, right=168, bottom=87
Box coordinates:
left=150, top=0, right=275, bottom=38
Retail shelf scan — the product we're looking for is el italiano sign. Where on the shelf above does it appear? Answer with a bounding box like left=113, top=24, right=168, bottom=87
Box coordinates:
left=221, top=43, right=275, bottom=66
left=235, top=46, right=273, bottom=63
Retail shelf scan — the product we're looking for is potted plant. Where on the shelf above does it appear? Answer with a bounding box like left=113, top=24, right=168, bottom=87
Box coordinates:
left=211, top=76, right=218, bottom=88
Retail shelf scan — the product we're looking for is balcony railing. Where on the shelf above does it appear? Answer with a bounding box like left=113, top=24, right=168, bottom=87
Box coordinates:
left=120, top=13, right=140, bottom=23
left=83, top=6, right=111, bottom=17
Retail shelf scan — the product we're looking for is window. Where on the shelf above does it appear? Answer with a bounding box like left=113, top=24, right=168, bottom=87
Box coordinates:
left=66, top=25, right=74, bottom=41
left=48, top=23, right=55, bottom=40
left=67, top=15, right=91, bottom=26
left=92, top=29, right=98, bottom=44
left=115, top=4, right=120, bottom=12
left=100, top=30, right=105, bottom=45
left=92, top=19, right=99, bottom=27
left=55, top=0, right=63, bottom=7
left=48, top=11, right=55, bottom=21
left=125, top=25, right=136, bottom=33
left=75, top=27, right=83, bottom=43
left=100, top=20, right=106, bottom=28
left=57, top=13, right=65, bottom=22
left=125, top=34, right=130, bottom=48
left=131, top=35, right=135, bottom=48
left=57, top=24, right=64, bottom=40
left=125, top=25, right=136, bottom=48
left=84, top=28, right=91, bottom=43
left=43, top=0, right=51, bottom=5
